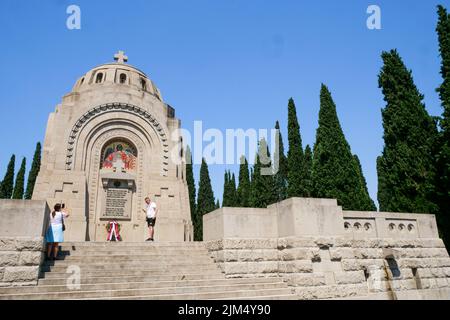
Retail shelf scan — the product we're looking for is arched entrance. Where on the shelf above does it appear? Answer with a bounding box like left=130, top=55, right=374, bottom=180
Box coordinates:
left=93, top=138, right=139, bottom=241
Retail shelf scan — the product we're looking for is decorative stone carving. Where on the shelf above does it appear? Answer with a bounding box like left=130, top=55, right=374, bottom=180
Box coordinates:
left=65, top=103, right=169, bottom=174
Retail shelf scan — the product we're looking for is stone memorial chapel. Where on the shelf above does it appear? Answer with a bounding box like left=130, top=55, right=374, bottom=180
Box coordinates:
left=31, top=52, right=192, bottom=242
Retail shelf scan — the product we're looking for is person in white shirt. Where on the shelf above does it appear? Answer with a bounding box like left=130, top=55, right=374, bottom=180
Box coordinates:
left=142, top=197, right=158, bottom=241
left=45, top=203, right=70, bottom=260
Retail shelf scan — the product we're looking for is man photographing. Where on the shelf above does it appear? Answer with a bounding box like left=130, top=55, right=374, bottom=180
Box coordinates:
left=143, top=197, right=158, bottom=241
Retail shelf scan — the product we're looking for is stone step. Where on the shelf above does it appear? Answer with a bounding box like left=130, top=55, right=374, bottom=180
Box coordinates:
left=40, top=268, right=224, bottom=279
left=218, top=293, right=298, bottom=300
left=0, top=282, right=291, bottom=300
left=43, top=255, right=214, bottom=264
left=60, top=242, right=206, bottom=248
left=0, top=278, right=282, bottom=295
left=4, top=242, right=295, bottom=300
left=6, top=241, right=299, bottom=300
left=57, top=248, right=210, bottom=255
left=65, top=243, right=204, bottom=248
left=38, top=273, right=227, bottom=285
left=58, top=250, right=210, bottom=254
left=83, top=288, right=296, bottom=300
left=58, top=250, right=211, bottom=257
left=41, top=262, right=221, bottom=273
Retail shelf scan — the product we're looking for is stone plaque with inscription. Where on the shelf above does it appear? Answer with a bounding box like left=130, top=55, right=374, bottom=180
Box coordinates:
left=105, top=188, right=129, bottom=217
left=101, top=177, right=134, bottom=220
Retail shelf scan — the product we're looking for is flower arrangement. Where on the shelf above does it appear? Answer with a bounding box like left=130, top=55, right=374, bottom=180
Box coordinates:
left=106, top=220, right=122, bottom=241
left=105, top=221, right=121, bottom=233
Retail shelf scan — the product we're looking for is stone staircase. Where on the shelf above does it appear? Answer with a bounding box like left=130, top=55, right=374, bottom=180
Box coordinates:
left=0, top=242, right=296, bottom=300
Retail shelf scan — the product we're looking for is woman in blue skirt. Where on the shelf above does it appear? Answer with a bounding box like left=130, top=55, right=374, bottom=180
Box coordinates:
left=45, top=203, right=70, bottom=260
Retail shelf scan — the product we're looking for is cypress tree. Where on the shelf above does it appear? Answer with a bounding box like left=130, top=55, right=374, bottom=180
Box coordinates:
left=353, top=155, right=377, bottom=211
left=222, top=171, right=230, bottom=207
left=249, top=167, right=254, bottom=200
left=250, top=139, right=276, bottom=208
left=195, top=158, right=215, bottom=241
left=303, top=145, right=313, bottom=197
left=437, top=5, right=450, bottom=128
left=250, top=149, right=264, bottom=208
left=185, top=145, right=196, bottom=225
left=237, top=156, right=251, bottom=207
left=377, top=50, right=438, bottom=214
left=273, top=121, right=288, bottom=202
left=287, top=98, right=307, bottom=197
left=312, top=84, right=376, bottom=210
left=222, top=170, right=237, bottom=207
left=215, top=199, right=220, bottom=210
left=25, top=142, right=41, bottom=200
left=230, top=173, right=237, bottom=206
left=435, top=5, right=450, bottom=247
left=12, top=158, right=26, bottom=200
left=0, top=155, right=16, bottom=199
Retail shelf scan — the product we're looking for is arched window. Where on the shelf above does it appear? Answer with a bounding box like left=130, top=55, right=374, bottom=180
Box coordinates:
left=119, top=73, right=127, bottom=84
left=80, top=77, right=85, bottom=85
left=140, top=78, right=147, bottom=91
left=96, top=73, right=104, bottom=84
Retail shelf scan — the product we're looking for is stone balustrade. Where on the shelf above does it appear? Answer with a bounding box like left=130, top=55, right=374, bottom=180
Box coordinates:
left=342, top=211, right=439, bottom=240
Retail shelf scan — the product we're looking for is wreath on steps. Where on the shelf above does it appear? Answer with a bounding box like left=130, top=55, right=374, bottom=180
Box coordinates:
left=106, top=221, right=122, bottom=241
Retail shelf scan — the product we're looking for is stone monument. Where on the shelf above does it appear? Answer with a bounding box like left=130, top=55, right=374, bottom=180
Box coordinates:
left=31, top=52, right=192, bottom=242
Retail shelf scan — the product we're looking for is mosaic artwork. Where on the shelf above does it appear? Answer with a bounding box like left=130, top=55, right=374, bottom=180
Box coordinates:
left=101, top=140, right=137, bottom=170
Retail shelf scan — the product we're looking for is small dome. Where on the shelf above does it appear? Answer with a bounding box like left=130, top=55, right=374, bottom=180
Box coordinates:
left=72, top=51, right=163, bottom=101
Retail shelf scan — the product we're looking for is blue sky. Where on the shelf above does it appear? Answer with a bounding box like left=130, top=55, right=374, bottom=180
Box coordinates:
left=0, top=0, right=447, bottom=207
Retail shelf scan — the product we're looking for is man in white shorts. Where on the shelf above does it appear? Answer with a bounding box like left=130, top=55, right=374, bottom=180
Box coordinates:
left=142, top=197, right=158, bottom=241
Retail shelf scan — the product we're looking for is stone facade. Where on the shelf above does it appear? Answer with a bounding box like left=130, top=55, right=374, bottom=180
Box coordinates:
left=203, top=198, right=450, bottom=299
left=32, top=54, right=192, bottom=242
left=0, top=201, right=48, bottom=287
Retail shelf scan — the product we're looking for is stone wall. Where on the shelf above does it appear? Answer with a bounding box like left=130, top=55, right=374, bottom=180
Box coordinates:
left=203, top=198, right=450, bottom=299
left=0, top=200, right=49, bottom=287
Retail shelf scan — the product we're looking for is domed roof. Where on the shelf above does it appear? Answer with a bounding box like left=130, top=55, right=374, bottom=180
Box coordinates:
left=71, top=51, right=163, bottom=101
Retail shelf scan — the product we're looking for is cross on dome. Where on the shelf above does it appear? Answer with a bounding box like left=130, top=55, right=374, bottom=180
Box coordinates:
left=114, top=51, right=128, bottom=64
